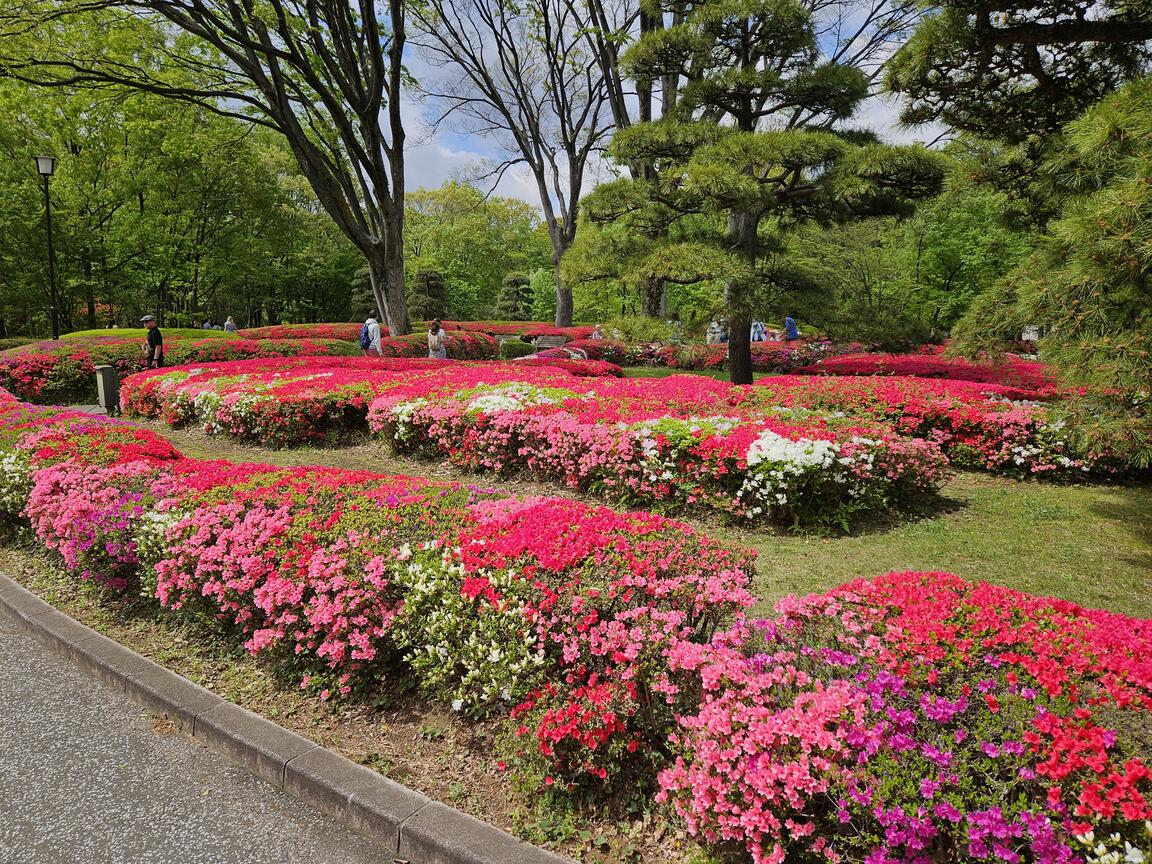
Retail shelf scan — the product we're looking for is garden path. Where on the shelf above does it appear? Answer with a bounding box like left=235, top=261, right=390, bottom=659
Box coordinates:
left=0, top=616, right=388, bottom=864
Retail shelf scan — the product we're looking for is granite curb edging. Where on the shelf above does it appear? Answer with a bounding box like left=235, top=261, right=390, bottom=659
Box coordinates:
left=0, top=573, right=572, bottom=864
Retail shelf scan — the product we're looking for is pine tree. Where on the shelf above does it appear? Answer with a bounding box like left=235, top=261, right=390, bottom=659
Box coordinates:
left=495, top=272, right=533, bottom=320
left=953, top=78, right=1152, bottom=465
left=581, top=0, right=946, bottom=383
left=407, top=269, right=446, bottom=320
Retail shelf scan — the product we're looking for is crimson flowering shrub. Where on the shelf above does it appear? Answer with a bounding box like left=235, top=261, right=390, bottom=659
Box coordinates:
left=0, top=336, right=359, bottom=403
left=797, top=352, right=1058, bottom=391
left=513, top=358, right=624, bottom=377
left=660, top=571, right=1152, bottom=864
left=238, top=323, right=363, bottom=341
left=750, top=375, right=1110, bottom=475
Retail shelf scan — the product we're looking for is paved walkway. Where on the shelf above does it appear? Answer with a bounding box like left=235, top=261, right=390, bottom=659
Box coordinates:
left=0, top=619, right=388, bottom=864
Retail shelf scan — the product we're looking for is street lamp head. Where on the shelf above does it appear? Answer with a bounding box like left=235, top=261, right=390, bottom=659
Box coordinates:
left=34, top=155, right=56, bottom=177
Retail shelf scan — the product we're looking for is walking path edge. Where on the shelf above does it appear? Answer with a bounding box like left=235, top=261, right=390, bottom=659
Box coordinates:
left=0, top=572, right=573, bottom=864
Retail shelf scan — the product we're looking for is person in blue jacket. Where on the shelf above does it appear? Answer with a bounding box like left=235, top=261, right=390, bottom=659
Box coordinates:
left=783, top=314, right=799, bottom=342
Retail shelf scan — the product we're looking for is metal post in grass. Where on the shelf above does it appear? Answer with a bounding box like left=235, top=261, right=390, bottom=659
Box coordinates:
left=94, top=365, right=120, bottom=416
left=34, top=155, right=60, bottom=341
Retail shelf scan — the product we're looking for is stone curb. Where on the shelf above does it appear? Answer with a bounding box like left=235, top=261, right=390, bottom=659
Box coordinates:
left=0, top=574, right=572, bottom=864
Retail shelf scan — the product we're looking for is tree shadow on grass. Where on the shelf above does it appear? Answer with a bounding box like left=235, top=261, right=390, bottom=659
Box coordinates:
left=1087, top=489, right=1152, bottom=571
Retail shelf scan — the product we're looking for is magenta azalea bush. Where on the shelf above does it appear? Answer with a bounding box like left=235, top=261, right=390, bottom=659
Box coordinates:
left=659, top=572, right=1152, bottom=864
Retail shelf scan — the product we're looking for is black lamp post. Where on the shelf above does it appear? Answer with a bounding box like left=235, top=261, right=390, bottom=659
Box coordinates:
left=35, top=155, right=59, bottom=340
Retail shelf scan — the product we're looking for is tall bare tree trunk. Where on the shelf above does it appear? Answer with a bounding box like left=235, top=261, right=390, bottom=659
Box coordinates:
left=727, top=209, right=758, bottom=385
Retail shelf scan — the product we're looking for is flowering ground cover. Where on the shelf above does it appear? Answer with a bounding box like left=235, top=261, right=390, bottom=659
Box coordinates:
left=750, top=374, right=1107, bottom=475
left=122, top=357, right=949, bottom=526
left=796, top=351, right=1057, bottom=391
left=0, top=335, right=359, bottom=404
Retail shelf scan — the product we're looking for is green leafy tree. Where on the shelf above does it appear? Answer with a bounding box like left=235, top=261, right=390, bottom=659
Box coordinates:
left=954, top=78, right=1152, bottom=464
left=582, top=0, right=946, bottom=382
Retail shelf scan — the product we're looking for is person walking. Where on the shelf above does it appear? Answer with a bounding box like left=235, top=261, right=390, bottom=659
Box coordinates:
left=750, top=320, right=768, bottom=342
left=141, top=315, right=164, bottom=369
left=427, top=318, right=449, bottom=359
left=223, top=316, right=237, bottom=333
left=360, top=313, right=383, bottom=357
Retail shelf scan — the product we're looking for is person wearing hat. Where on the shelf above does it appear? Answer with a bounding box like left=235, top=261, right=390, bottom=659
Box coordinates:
left=141, top=315, right=164, bottom=369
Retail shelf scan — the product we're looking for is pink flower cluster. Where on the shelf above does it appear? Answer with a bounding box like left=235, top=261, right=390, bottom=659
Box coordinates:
left=659, top=572, right=1152, bottom=864
left=796, top=352, right=1058, bottom=392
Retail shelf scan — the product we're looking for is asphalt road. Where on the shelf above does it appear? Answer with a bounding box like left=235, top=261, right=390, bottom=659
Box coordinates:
left=0, top=618, right=389, bottom=864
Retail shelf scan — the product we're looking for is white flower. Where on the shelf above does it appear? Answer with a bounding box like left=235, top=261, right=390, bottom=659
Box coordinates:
left=451, top=698, right=463, bottom=711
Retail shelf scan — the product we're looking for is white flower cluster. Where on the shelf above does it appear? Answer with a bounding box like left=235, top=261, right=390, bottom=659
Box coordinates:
left=1076, top=823, right=1151, bottom=864
left=389, top=397, right=430, bottom=443
left=132, top=507, right=185, bottom=597
left=465, top=382, right=558, bottom=416
left=736, top=429, right=872, bottom=516
left=390, top=552, right=545, bottom=714
left=0, top=451, right=31, bottom=518
left=630, top=415, right=743, bottom=484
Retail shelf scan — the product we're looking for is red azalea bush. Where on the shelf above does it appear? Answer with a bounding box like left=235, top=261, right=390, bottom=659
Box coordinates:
left=0, top=336, right=359, bottom=403
left=796, top=352, right=1058, bottom=391
left=750, top=375, right=1108, bottom=474
left=659, top=571, right=1152, bottom=864
left=237, top=321, right=596, bottom=343
left=514, top=357, right=624, bottom=377
left=238, top=323, right=363, bottom=341
left=535, top=338, right=866, bottom=372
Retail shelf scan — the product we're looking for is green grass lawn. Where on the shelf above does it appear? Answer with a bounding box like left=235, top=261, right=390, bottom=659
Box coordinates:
left=62, top=327, right=237, bottom=340
left=711, top=472, right=1152, bottom=619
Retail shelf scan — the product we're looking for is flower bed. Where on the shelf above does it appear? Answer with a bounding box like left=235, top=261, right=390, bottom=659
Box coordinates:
left=0, top=336, right=360, bottom=404
left=749, top=375, right=1105, bottom=474
left=796, top=352, right=1057, bottom=391
left=660, top=570, right=1152, bottom=864
left=124, top=358, right=948, bottom=524
left=0, top=386, right=756, bottom=794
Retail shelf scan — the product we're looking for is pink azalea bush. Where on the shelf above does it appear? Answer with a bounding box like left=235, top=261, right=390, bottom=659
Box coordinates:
left=237, top=320, right=595, bottom=342
left=536, top=338, right=864, bottom=372
left=659, top=571, right=1152, bottom=864
left=369, top=373, right=948, bottom=526
left=750, top=375, right=1110, bottom=475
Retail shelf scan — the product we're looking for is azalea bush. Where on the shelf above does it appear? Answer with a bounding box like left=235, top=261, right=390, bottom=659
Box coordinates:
left=659, top=571, right=1152, bottom=864
left=796, top=352, right=1057, bottom=391
left=121, top=356, right=616, bottom=445
left=367, top=371, right=948, bottom=526
left=750, top=375, right=1110, bottom=475
left=0, top=335, right=359, bottom=403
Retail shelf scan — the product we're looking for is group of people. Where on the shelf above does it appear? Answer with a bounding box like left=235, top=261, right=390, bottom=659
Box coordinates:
left=193, top=318, right=238, bottom=333
left=705, top=315, right=799, bottom=345
left=360, top=313, right=449, bottom=359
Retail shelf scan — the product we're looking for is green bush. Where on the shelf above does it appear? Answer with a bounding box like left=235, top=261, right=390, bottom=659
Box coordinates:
left=0, top=338, right=35, bottom=352
left=62, top=328, right=238, bottom=340
left=604, top=316, right=677, bottom=343
left=498, top=339, right=537, bottom=360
